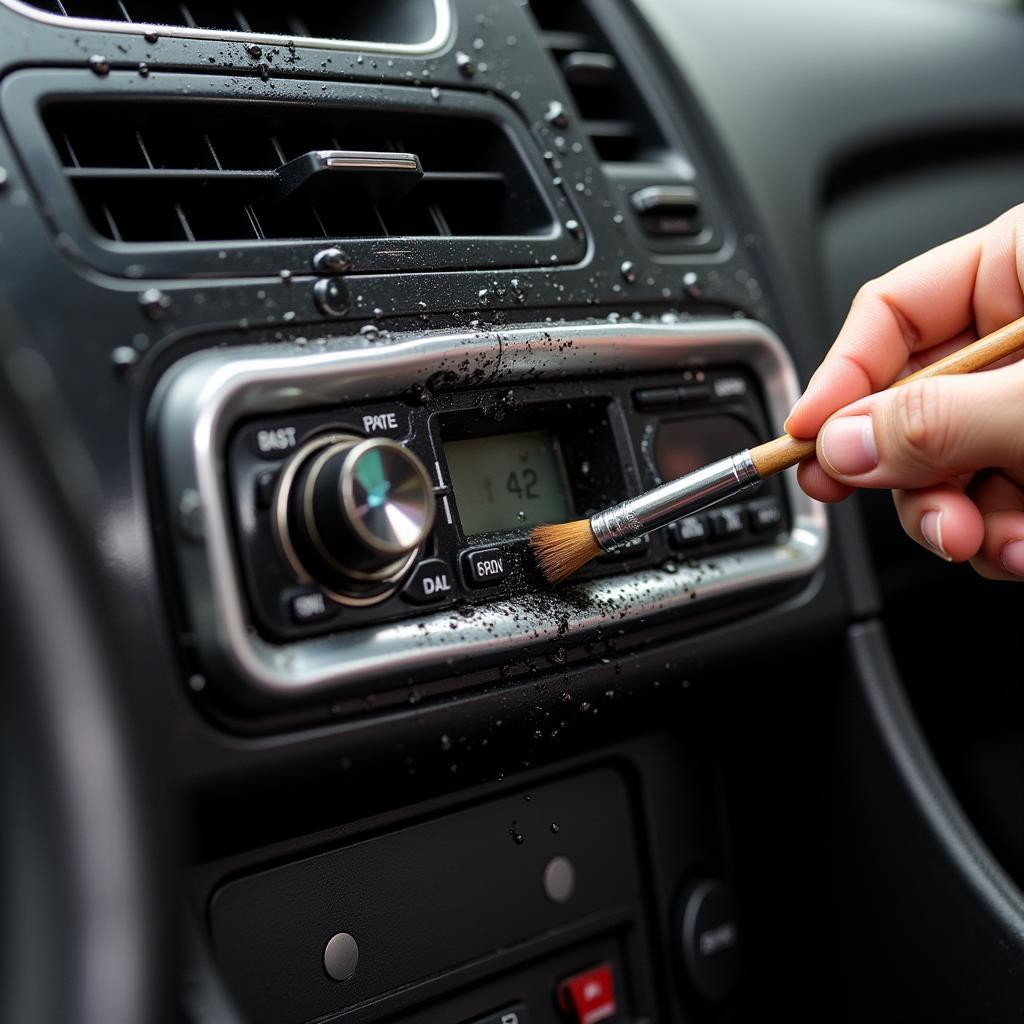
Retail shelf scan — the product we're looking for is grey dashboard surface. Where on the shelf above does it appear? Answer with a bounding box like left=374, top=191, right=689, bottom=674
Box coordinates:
left=632, top=0, right=1024, bottom=356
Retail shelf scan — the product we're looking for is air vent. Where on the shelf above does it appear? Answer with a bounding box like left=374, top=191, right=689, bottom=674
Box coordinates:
left=529, top=0, right=709, bottom=247
left=45, top=100, right=552, bottom=247
left=3, top=0, right=449, bottom=53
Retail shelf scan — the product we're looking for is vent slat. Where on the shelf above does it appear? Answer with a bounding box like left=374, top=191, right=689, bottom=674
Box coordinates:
left=66, top=167, right=277, bottom=182
left=46, top=99, right=551, bottom=246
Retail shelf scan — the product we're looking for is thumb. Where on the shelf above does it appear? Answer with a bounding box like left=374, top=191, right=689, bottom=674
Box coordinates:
left=815, top=363, right=1024, bottom=490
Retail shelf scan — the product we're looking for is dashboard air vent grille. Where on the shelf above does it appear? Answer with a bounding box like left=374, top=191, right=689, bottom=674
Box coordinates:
left=528, top=0, right=667, bottom=163
left=528, top=0, right=707, bottom=246
left=44, top=100, right=552, bottom=245
left=9, top=0, right=445, bottom=52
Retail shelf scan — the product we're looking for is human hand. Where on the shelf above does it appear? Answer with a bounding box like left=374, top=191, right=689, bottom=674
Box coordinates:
left=785, top=207, right=1024, bottom=580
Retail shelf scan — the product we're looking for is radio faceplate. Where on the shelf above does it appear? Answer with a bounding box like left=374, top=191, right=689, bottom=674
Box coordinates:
left=156, top=320, right=828, bottom=706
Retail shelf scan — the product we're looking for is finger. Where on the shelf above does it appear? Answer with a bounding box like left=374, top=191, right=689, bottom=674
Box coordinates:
left=892, top=481, right=985, bottom=562
left=969, top=206, right=1024, bottom=338
left=901, top=328, right=1024, bottom=378
left=814, top=362, right=1024, bottom=490
left=899, top=328, right=977, bottom=378
left=966, top=472, right=1024, bottom=581
left=787, top=206, right=1024, bottom=438
left=786, top=225, right=987, bottom=438
left=796, top=457, right=854, bottom=503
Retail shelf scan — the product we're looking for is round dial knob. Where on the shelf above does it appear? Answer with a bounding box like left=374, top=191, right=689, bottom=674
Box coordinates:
left=276, top=434, right=435, bottom=604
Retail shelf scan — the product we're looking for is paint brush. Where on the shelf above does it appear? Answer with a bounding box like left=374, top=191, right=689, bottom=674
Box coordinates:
left=531, top=314, right=1024, bottom=584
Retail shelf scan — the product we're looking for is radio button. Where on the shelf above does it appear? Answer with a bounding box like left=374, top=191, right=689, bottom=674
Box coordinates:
left=402, top=558, right=455, bottom=605
left=357, top=408, right=408, bottom=438
left=462, top=547, right=508, bottom=588
left=676, top=383, right=712, bottom=404
left=633, top=386, right=678, bottom=410
left=747, top=498, right=784, bottom=533
left=252, top=424, right=299, bottom=458
left=713, top=375, right=748, bottom=399
left=285, top=587, right=338, bottom=626
left=708, top=507, right=746, bottom=539
left=669, top=514, right=709, bottom=548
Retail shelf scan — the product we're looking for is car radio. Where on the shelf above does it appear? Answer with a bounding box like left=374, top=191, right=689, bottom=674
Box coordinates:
left=157, top=320, right=827, bottom=706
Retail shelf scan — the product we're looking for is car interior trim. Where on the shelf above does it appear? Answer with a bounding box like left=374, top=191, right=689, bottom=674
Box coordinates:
left=0, top=0, right=454, bottom=56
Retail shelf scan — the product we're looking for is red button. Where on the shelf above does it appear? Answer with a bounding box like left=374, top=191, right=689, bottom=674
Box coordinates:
left=557, top=962, right=617, bottom=1024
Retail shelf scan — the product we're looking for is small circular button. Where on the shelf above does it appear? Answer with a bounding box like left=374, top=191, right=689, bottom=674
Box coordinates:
left=323, top=932, right=359, bottom=982
left=275, top=434, right=435, bottom=605
left=543, top=855, right=576, bottom=904
left=678, top=878, right=739, bottom=1002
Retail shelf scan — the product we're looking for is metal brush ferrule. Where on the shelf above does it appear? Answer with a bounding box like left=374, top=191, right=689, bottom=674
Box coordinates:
left=590, top=449, right=761, bottom=552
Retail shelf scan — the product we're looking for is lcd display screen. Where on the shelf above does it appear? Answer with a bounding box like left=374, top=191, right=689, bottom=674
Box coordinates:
left=444, top=430, right=574, bottom=536
left=654, top=415, right=759, bottom=481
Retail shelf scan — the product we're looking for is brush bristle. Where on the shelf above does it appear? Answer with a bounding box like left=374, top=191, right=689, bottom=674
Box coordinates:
left=529, top=519, right=602, bottom=585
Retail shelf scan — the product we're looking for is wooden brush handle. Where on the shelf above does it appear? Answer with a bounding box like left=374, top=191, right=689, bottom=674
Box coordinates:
left=748, top=313, right=1024, bottom=479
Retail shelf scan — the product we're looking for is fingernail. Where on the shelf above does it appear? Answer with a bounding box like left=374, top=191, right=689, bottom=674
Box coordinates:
left=1000, top=539, right=1024, bottom=577
left=818, top=415, right=878, bottom=477
left=920, top=510, right=951, bottom=561
left=783, top=402, right=801, bottom=434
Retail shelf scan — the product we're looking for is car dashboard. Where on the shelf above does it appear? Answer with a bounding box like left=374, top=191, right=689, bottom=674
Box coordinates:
left=3, top=1, right=1024, bottom=1022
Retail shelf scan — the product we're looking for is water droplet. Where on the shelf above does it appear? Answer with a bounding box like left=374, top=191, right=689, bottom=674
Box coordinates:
left=430, top=85, right=441, bottom=101
left=620, top=260, right=638, bottom=284
left=550, top=822, right=560, bottom=834
left=509, top=828, right=525, bottom=845
left=110, top=345, right=138, bottom=373
left=137, top=62, right=150, bottom=77
left=544, top=100, right=569, bottom=128
left=89, top=55, right=110, bottom=76
left=138, top=287, right=171, bottom=320
left=440, top=734, right=452, bottom=751
left=455, top=51, right=475, bottom=77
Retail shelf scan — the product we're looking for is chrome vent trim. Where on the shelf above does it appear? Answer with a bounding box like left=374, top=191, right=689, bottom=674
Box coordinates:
left=0, top=0, right=452, bottom=54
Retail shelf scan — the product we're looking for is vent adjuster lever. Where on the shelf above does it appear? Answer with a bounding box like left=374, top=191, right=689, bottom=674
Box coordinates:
left=274, top=150, right=423, bottom=205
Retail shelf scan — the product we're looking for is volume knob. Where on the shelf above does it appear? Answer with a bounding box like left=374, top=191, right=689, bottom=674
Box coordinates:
left=276, top=434, right=435, bottom=605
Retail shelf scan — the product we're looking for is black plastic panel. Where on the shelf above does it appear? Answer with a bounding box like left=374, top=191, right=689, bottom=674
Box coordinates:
left=209, top=768, right=653, bottom=1024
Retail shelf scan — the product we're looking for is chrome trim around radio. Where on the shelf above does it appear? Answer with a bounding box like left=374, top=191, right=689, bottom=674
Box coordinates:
left=155, top=320, right=828, bottom=703
left=0, top=0, right=452, bottom=56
